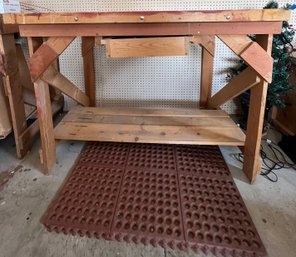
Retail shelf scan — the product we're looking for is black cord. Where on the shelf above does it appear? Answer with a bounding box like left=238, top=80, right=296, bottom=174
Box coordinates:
left=231, top=140, right=295, bottom=182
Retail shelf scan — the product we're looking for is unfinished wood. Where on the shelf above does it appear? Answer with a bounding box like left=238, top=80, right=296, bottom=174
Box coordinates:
left=18, top=22, right=283, bottom=37
left=208, top=67, right=261, bottom=108
left=219, top=35, right=274, bottom=83
left=2, top=10, right=291, bottom=24
left=218, top=34, right=253, bottom=55
left=191, top=35, right=215, bottom=56
left=200, top=40, right=215, bottom=108
left=82, top=37, right=96, bottom=106
left=42, top=66, right=90, bottom=106
left=27, top=37, right=63, bottom=104
left=69, top=106, right=229, bottom=117
left=27, top=37, right=43, bottom=54
left=19, top=95, right=64, bottom=154
left=34, top=79, right=56, bottom=173
left=243, top=34, right=273, bottom=183
left=54, top=107, right=245, bottom=145
left=0, top=34, right=27, bottom=158
left=105, top=37, right=188, bottom=58
left=28, top=37, right=75, bottom=82
left=16, top=44, right=34, bottom=92
left=0, top=16, right=18, bottom=34
left=63, top=107, right=235, bottom=127
left=240, top=42, right=273, bottom=83
left=55, top=123, right=245, bottom=146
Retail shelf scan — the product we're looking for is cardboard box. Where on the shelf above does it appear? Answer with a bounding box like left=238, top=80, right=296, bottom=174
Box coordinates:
left=0, top=0, right=20, bottom=14
left=0, top=79, right=12, bottom=139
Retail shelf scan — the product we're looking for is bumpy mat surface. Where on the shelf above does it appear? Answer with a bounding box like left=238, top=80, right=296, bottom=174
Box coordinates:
left=43, top=142, right=266, bottom=257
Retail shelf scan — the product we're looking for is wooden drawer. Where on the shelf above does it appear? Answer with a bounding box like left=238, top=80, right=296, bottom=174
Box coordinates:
left=102, top=37, right=189, bottom=58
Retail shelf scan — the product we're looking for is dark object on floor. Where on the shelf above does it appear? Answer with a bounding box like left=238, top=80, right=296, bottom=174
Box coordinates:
left=239, top=91, right=271, bottom=131
left=278, top=135, right=296, bottom=163
left=42, top=142, right=266, bottom=257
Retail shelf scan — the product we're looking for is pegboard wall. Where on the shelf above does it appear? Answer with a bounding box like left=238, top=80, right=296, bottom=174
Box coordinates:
left=23, top=1, right=295, bottom=114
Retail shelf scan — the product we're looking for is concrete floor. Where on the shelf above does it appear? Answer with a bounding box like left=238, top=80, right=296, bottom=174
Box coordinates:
left=0, top=129, right=296, bottom=257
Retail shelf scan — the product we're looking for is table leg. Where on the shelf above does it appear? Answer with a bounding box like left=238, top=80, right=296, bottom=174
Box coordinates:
left=243, top=34, right=273, bottom=183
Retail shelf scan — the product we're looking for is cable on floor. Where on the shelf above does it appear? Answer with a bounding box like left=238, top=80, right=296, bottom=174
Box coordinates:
left=231, top=139, right=296, bottom=182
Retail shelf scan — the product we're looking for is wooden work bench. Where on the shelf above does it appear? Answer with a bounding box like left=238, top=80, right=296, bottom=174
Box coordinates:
left=2, top=9, right=291, bottom=183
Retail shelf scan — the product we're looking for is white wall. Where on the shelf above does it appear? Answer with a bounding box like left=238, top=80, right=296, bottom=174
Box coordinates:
left=23, top=1, right=295, bottom=113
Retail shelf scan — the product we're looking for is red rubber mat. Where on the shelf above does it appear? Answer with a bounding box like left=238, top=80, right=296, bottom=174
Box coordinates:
left=43, top=142, right=266, bottom=257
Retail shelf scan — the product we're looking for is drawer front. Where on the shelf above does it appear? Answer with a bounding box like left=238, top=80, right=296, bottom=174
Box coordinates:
left=104, top=37, right=189, bottom=58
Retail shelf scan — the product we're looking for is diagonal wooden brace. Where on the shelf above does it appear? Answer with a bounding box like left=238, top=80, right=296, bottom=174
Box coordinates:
left=208, top=67, right=261, bottom=108
left=218, top=35, right=273, bottom=83
left=42, top=65, right=90, bottom=106
left=28, top=37, right=75, bottom=82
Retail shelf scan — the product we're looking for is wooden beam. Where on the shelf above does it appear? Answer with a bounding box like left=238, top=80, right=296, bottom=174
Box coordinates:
left=104, top=37, right=189, bottom=58
left=19, top=95, right=64, bottom=153
left=243, top=34, right=273, bottom=183
left=191, top=35, right=215, bottom=56
left=69, top=105, right=229, bottom=117
left=200, top=36, right=215, bottom=108
left=240, top=42, right=273, bottom=83
left=18, top=22, right=283, bottom=37
left=218, top=35, right=253, bottom=54
left=0, top=34, right=27, bottom=158
left=218, top=35, right=273, bottom=83
left=82, top=37, right=96, bottom=106
left=28, top=37, right=60, bottom=174
left=27, top=37, right=43, bottom=53
left=34, top=79, right=56, bottom=173
left=16, top=43, right=34, bottom=92
left=2, top=10, right=291, bottom=24
left=28, top=37, right=75, bottom=82
left=208, top=67, right=261, bottom=108
left=42, top=65, right=90, bottom=106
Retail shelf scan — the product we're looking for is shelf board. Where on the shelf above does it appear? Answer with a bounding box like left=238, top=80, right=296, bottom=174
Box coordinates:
left=54, top=106, right=246, bottom=146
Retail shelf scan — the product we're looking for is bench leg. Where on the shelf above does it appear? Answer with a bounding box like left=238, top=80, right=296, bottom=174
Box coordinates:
left=243, top=34, right=273, bottom=183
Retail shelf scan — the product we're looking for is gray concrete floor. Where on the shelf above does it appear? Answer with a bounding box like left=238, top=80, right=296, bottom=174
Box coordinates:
left=0, top=129, right=296, bottom=257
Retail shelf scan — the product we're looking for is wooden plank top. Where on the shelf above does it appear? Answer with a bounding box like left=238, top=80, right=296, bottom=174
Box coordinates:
left=2, top=9, right=291, bottom=25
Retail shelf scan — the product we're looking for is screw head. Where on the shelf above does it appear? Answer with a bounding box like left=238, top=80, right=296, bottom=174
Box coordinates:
left=74, top=16, right=79, bottom=22
left=139, top=16, right=145, bottom=21
left=226, top=15, right=231, bottom=20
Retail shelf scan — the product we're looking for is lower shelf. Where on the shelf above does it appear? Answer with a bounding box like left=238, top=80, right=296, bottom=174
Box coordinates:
left=54, top=106, right=246, bottom=146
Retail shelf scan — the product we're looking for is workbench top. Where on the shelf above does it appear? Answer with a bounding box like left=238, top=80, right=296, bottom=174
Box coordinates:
left=2, top=9, right=291, bottom=24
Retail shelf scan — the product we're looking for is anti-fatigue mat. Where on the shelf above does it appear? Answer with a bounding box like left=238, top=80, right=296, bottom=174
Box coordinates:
left=43, top=142, right=266, bottom=257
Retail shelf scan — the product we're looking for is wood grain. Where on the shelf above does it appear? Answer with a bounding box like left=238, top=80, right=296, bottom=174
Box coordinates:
left=105, top=37, right=188, bottom=58
left=0, top=34, right=27, bottom=158
left=42, top=66, right=90, bottom=106
left=28, top=37, right=75, bottom=82
left=34, top=79, right=56, bottom=174
left=208, top=67, right=261, bottom=108
left=200, top=40, right=215, bottom=108
left=191, top=35, right=215, bottom=56
left=18, top=22, right=283, bottom=37
left=68, top=106, right=229, bottom=117
left=54, top=106, right=245, bottom=146
left=219, top=35, right=274, bottom=83
left=82, top=37, right=96, bottom=106
left=240, top=42, right=274, bottom=83
left=2, top=10, right=291, bottom=24
left=243, top=34, right=273, bottom=183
